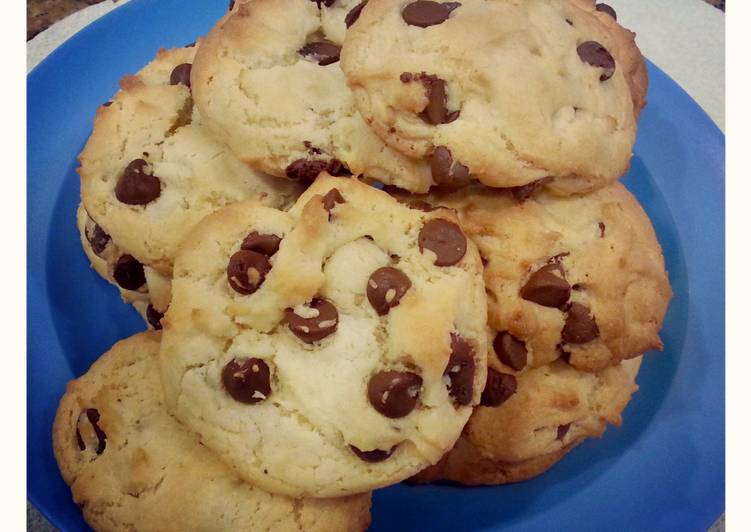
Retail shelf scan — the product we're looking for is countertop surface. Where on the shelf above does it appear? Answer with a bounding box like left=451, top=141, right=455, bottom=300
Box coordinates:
left=26, top=1, right=726, bottom=530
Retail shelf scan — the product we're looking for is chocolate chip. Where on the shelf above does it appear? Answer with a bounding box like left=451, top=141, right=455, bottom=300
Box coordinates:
left=510, top=177, right=553, bottom=202
left=547, top=252, right=570, bottom=264
left=368, top=370, right=422, bottom=418
left=557, top=423, right=571, bottom=440
left=221, top=358, right=272, bottom=404
left=444, top=333, right=475, bottom=406
left=327, top=158, right=352, bottom=177
left=561, top=302, right=599, bottom=344
left=480, top=369, right=517, bottom=407
left=350, top=445, right=395, bottom=462
left=418, top=76, right=459, bottom=125
left=229, top=0, right=235, bottom=10
left=146, top=304, right=164, bottom=330
left=85, top=221, right=110, bottom=256
left=565, top=18, right=573, bottom=26
left=285, top=158, right=350, bottom=181
left=577, top=41, right=615, bottom=82
left=241, top=232, right=281, bottom=257
left=303, top=141, right=322, bottom=155
left=76, top=408, right=107, bottom=454
left=169, top=63, right=192, bottom=88
left=367, top=267, right=411, bottom=316
left=418, top=219, right=467, bottom=266
left=595, top=3, right=617, bottom=20
left=102, top=101, right=112, bottom=107
left=400, top=72, right=413, bottom=82
left=322, top=188, right=345, bottom=213
left=493, top=331, right=527, bottom=371
left=402, top=1, right=460, bottom=28
left=345, top=1, right=368, bottom=27
left=598, top=222, right=606, bottom=237
left=311, top=0, right=336, bottom=6
left=185, top=41, right=196, bottom=48
left=430, top=146, right=470, bottom=187
left=114, top=159, right=161, bottom=205
left=284, top=298, right=339, bottom=343
left=520, top=263, right=570, bottom=308
left=299, top=42, right=341, bottom=66
left=227, top=250, right=271, bottom=295
left=404, top=200, right=438, bottom=212
left=113, top=255, right=146, bottom=290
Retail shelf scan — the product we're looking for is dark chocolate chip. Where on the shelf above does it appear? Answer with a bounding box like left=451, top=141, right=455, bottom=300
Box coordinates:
left=480, top=369, right=517, bottom=407
left=557, top=423, right=571, bottom=440
left=368, top=370, right=422, bottom=418
left=299, top=41, right=341, bottom=66
left=561, top=302, right=599, bottom=344
left=76, top=408, right=107, bottom=454
left=595, top=3, right=617, bottom=20
left=241, top=232, right=282, bottom=257
left=327, top=158, right=352, bottom=177
left=493, top=331, right=527, bottom=371
left=418, top=76, right=459, bottom=125
left=520, top=263, right=571, bottom=308
left=322, top=188, right=345, bottom=213
left=284, top=298, right=339, bottom=343
left=598, top=222, right=606, bottom=237
left=169, top=63, right=192, bottom=88
left=185, top=41, right=196, bottom=48
left=345, top=1, right=368, bottom=27
left=402, top=1, right=460, bottom=28
left=113, top=254, right=146, bottom=290
left=565, top=18, right=573, bottom=26
left=114, top=159, right=161, bottom=205
left=418, top=218, right=467, bottom=266
left=85, top=221, right=110, bottom=256
left=350, top=445, right=395, bottom=462
left=303, top=140, right=323, bottom=155
left=285, top=158, right=350, bottom=181
left=311, top=0, right=336, bottom=6
left=222, top=358, right=272, bottom=404
left=367, top=267, right=412, bottom=316
left=510, top=176, right=553, bottom=202
left=400, top=72, right=413, bottom=82
left=577, top=41, right=616, bottom=82
left=227, top=250, right=271, bottom=295
left=444, top=333, right=475, bottom=406
left=430, top=145, right=470, bottom=187
left=407, top=200, right=439, bottom=212
left=229, top=0, right=235, bottom=10
left=146, top=304, right=164, bottom=330
left=102, top=101, right=112, bottom=107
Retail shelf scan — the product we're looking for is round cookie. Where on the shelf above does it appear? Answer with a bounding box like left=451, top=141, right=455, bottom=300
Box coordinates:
left=53, top=332, right=372, bottom=531
left=159, top=174, right=488, bottom=497
left=569, top=0, right=648, bottom=116
left=409, top=182, right=671, bottom=372
left=78, top=46, right=302, bottom=318
left=341, top=0, right=637, bottom=194
left=191, top=0, right=436, bottom=192
left=411, top=356, right=641, bottom=485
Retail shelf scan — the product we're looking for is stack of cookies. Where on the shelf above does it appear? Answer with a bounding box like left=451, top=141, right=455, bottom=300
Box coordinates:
left=54, top=0, right=672, bottom=529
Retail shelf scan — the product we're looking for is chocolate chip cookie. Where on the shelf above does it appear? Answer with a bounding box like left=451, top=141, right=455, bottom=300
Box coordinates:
left=159, top=175, right=488, bottom=497
left=78, top=46, right=302, bottom=320
left=400, top=182, right=671, bottom=372
left=53, top=331, right=372, bottom=531
left=191, top=0, right=436, bottom=192
left=341, top=0, right=638, bottom=194
left=412, top=356, right=642, bottom=485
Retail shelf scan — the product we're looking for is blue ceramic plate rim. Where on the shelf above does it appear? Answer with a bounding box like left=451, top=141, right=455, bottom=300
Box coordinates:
left=27, top=1, right=725, bottom=530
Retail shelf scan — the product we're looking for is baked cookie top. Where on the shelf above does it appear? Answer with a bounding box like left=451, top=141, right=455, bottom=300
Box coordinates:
left=413, top=182, right=671, bottom=372
left=159, top=175, right=488, bottom=497
left=413, top=356, right=641, bottom=485
left=79, top=46, right=301, bottom=278
left=341, top=0, right=637, bottom=194
left=191, top=0, right=436, bottom=192
left=52, top=331, right=372, bottom=532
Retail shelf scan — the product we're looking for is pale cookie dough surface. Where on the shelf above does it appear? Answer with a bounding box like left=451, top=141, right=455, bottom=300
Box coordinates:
left=341, top=0, right=637, bottom=194
left=192, top=0, right=436, bottom=192
left=79, top=45, right=302, bottom=279
left=160, top=175, right=488, bottom=497
left=414, top=182, right=671, bottom=372
left=412, top=357, right=641, bottom=485
left=53, top=332, right=371, bottom=532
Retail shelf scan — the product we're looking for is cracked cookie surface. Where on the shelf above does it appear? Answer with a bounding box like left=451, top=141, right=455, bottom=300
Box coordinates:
left=52, top=331, right=372, bottom=532
left=78, top=46, right=302, bottom=319
left=341, top=0, right=637, bottom=194
left=191, top=0, right=436, bottom=192
left=159, top=175, right=488, bottom=497
left=406, top=182, right=671, bottom=372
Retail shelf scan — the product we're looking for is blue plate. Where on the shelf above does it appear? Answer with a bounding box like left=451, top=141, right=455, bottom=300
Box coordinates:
left=27, top=0, right=725, bottom=530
